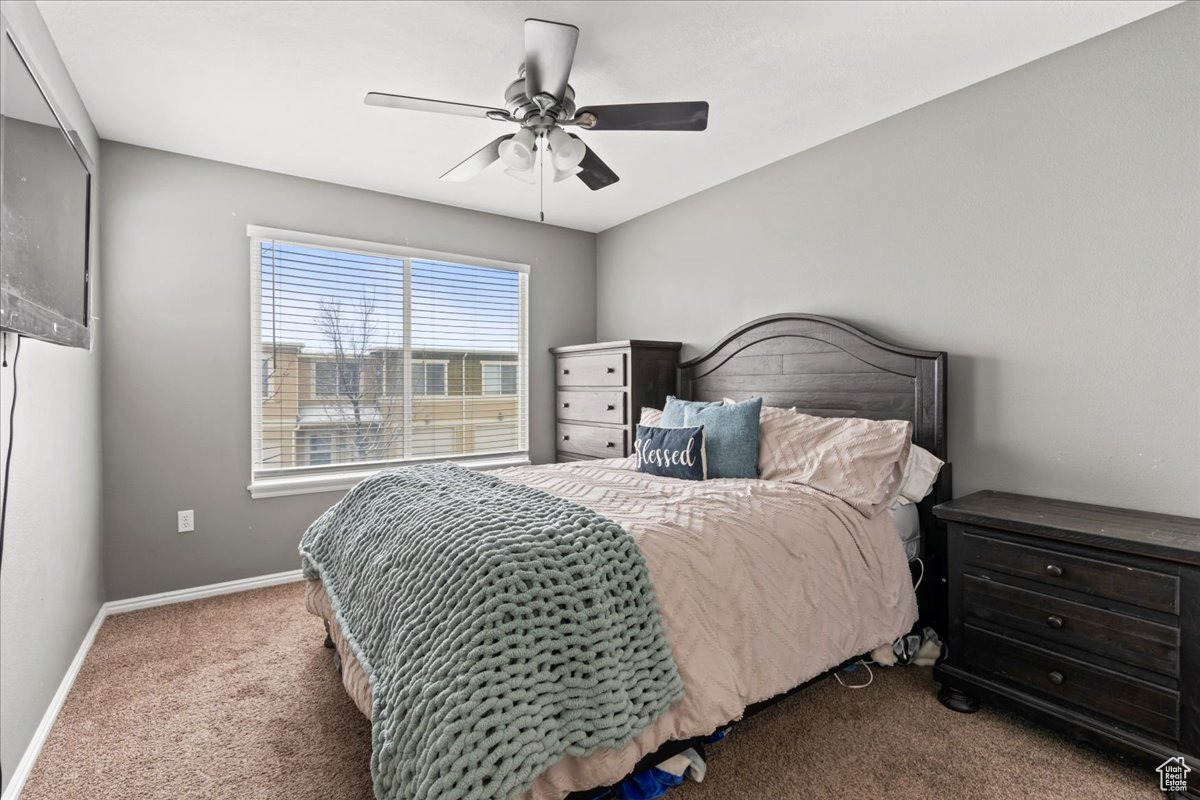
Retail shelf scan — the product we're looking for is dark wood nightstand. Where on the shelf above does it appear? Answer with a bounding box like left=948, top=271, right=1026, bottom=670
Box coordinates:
left=549, top=341, right=681, bottom=463
left=934, top=491, right=1200, bottom=797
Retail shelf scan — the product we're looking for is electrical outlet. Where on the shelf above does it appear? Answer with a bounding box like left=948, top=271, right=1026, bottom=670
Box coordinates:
left=178, top=510, right=195, bottom=533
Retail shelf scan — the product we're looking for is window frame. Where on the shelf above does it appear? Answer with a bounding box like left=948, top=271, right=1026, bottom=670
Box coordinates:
left=248, top=225, right=530, bottom=499
left=480, top=360, right=519, bottom=396
left=313, top=359, right=362, bottom=398
left=410, top=359, right=450, bottom=397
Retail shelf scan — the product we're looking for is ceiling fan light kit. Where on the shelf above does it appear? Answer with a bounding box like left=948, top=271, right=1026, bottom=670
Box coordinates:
left=364, top=17, right=709, bottom=221
left=499, top=127, right=537, bottom=170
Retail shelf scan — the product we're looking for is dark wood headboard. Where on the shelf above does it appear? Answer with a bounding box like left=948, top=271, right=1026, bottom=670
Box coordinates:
left=679, top=313, right=947, bottom=460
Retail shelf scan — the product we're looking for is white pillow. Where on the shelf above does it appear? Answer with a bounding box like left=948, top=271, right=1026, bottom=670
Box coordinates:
left=897, top=444, right=944, bottom=503
left=640, top=407, right=663, bottom=426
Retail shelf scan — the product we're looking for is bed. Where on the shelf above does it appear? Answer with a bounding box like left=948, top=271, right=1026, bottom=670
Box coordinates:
left=303, top=313, right=949, bottom=800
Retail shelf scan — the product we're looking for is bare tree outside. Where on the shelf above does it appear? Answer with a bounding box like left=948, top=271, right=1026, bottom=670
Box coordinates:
left=316, top=290, right=404, bottom=463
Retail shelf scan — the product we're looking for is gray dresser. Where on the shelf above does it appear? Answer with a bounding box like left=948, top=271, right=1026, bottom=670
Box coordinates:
left=549, top=340, right=681, bottom=462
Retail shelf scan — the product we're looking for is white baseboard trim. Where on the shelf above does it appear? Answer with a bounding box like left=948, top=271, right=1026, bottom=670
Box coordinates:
left=2, top=569, right=306, bottom=799
left=1, top=606, right=105, bottom=800
left=105, top=569, right=305, bottom=615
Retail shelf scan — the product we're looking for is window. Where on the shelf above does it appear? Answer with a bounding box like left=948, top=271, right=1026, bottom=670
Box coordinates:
left=314, top=360, right=360, bottom=397
left=481, top=361, right=518, bottom=395
left=305, top=432, right=333, bottom=466
left=250, top=226, right=528, bottom=496
left=411, top=360, right=448, bottom=396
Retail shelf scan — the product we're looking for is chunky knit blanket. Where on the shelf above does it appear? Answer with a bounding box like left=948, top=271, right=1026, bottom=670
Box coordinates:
left=299, top=463, right=683, bottom=800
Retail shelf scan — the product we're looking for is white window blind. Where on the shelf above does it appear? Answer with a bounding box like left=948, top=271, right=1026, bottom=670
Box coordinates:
left=249, top=226, right=528, bottom=491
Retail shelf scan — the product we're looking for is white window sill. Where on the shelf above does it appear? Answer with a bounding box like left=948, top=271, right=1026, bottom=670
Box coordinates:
left=247, top=455, right=532, bottom=499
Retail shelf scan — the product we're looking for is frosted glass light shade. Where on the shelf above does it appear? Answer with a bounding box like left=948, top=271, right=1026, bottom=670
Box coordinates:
left=547, top=127, right=585, bottom=171
left=499, top=128, right=536, bottom=170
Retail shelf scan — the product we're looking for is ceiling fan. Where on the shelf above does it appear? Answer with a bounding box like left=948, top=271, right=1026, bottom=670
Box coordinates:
left=364, top=18, right=709, bottom=220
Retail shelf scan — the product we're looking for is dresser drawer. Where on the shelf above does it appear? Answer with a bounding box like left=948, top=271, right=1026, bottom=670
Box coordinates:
left=963, top=531, right=1179, bottom=614
left=964, top=575, right=1179, bottom=676
left=556, top=352, right=626, bottom=387
left=556, top=423, right=627, bottom=459
left=557, top=390, right=626, bottom=425
left=964, top=626, right=1179, bottom=740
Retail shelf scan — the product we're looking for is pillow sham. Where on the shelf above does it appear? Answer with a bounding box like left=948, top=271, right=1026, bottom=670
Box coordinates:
left=683, top=397, right=763, bottom=479
left=897, top=444, right=945, bottom=503
left=758, top=411, right=912, bottom=517
left=634, top=425, right=707, bottom=481
left=661, top=396, right=720, bottom=427
left=640, top=407, right=663, bottom=426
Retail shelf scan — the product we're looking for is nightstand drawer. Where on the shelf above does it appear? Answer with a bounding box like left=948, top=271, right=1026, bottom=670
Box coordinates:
left=556, top=352, right=626, bottom=387
left=963, top=531, right=1179, bottom=614
left=556, top=423, right=626, bottom=459
left=964, top=575, right=1179, bottom=676
left=557, top=390, right=626, bottom=425
left=964, top=626, right=1179, bottom=740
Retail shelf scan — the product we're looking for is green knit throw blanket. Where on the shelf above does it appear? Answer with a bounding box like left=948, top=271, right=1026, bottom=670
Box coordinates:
left=299, top=464, right=683, bottom=800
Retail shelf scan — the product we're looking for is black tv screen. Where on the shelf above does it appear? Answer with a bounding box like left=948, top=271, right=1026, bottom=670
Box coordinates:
left=0, top=20, right=93, bottom=349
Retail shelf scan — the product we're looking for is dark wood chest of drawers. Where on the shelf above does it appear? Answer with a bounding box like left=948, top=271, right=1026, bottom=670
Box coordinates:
left=934, top=491, right=1200, bottom=796
left=549, top=340, right=681, bottom=462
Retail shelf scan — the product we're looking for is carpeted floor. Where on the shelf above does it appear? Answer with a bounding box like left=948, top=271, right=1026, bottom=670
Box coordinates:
left=23, top=582, right=1158, bottom=799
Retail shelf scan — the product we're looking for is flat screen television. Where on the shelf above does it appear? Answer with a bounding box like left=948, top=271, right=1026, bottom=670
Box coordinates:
left=0, top=18, right=94, bottom=349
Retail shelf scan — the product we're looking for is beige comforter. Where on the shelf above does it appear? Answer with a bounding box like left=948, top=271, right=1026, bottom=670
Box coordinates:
left=307, top=458, right=917, bottom=800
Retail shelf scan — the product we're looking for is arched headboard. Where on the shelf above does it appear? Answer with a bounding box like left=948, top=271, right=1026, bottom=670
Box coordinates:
left=679, top=313, right=947, bottom=461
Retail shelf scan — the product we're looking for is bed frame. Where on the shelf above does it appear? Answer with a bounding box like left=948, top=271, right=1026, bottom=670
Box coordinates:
left=567, top=313, right=950, bottom=800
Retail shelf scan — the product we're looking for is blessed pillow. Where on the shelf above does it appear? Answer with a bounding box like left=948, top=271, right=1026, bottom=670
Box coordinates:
left=758, top=411, right=912, bottom=517
left=897, top=444, right=945, bottom=503
left=661, top=396, right=720, bottom=427
left=634, top=425, right=707, bottom=481
left=682, top=397, right=763, bottom=479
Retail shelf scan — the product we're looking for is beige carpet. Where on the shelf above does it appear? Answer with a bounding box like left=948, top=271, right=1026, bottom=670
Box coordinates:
left=24, top=582, right=1157, bottom=800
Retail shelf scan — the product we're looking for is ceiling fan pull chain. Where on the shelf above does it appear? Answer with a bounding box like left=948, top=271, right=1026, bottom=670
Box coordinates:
left=539, top=136, right=545, bottom=223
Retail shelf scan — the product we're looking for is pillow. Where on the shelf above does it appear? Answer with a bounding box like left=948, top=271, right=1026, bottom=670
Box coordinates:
left=634, top=425, right=707, bottom=481
left=897, top=444, right=944, bottom=503
left=683, top=397, right=763, bottom=479
left=640, top=407, right=663, bottom=426
left=758, top=411, right=912, bottom=517
left=661, top=395, right=720, bottom=427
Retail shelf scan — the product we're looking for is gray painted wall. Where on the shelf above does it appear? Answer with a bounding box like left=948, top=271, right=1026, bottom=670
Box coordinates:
left=100, top=142, right=596, bottom=599
left=0, top=1, right=103, bottom=791
left=597, top=3, right=1199, bottom=516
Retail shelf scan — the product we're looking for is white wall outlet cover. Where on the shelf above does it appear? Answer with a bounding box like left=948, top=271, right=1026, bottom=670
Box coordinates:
left=177, top=510, right=195, bottom=533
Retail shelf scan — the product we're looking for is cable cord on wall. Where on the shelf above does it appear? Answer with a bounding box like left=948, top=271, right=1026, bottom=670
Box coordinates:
left=0, top=332, right=22, bottom=575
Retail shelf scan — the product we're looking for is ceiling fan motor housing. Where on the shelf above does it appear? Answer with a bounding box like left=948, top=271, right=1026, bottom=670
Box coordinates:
left=505, top=72, right=576, bottom=123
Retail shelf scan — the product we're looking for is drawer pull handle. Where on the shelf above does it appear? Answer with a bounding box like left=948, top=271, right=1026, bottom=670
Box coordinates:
left=1045, top=564, right=1064, bottom=578
left=1046, top=615, right=1064, bottom=630
left=1047, top=671, right=1065, bottom=686
left=561, top=402, right=570, bottom=408
left=606, top=442, right=616, bottom=448
left=562, top=368, right=570, bottom=375
left=561, top=435, right=570, bottom=441
left=606, top=367, right=615, bottom=373
left=606, top=404, right=616, bottom=411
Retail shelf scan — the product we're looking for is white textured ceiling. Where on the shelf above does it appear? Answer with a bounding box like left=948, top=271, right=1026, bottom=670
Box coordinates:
left=37, top=0, right=1176, bottom=232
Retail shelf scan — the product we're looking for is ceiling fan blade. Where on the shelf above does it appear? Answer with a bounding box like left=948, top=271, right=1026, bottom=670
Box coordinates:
left=440, top=135, right=513, bottom=182
left=365, top=92, right=509, bottom=120
left=575, top=101, right=709, bottom=131
left=572, top=136, right=619, bottom=191
left=524, top=19, right=579, bottom=104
